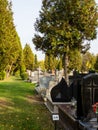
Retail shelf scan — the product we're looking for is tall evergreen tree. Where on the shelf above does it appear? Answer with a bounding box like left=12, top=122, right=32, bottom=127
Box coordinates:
left=44, top=54, right=49, bottom=71
left=23, top=44, right=34, bottom=70
left=0, top=0, right=22, bottom=77
left=38, top=60, right=45, bottom=71
left=34, top=54, right=38, bottom=70
left=44, top=53, right=56, bottom=72
left=33, top=0, right=98, bottom=83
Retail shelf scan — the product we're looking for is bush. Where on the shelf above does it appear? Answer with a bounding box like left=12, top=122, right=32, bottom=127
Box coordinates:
left=0, top=71, right=6, bottom=80
left=14, top=70, right=20, bottom=77
left=20, top=72, right=29, bottom=80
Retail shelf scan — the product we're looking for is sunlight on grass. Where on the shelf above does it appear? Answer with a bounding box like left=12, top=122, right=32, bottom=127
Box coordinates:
left=0, top=97, right=15, bottom=113
left=0, top=76, right=54, bottom=130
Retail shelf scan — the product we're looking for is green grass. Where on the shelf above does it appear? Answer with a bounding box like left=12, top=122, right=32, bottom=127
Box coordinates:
left=0, top=76, right=54, bottom=130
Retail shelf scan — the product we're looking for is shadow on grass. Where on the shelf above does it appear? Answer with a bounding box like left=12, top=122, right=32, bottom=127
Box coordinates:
left=0, top=77, right=54, bottom=130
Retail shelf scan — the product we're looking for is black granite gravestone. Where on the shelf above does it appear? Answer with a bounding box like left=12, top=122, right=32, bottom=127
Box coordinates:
left=81, top=73, right=98, bottom=118
left=51, top=77, right=71, bottom=102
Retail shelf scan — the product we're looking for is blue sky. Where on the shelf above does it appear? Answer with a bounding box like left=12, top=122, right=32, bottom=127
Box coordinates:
left=12, top=0, right=44, bottom=60
left=12, top=0, right=98, bottom=60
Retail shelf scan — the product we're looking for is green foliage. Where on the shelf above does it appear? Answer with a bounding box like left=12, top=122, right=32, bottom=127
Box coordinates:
left=14, top=70, right=20, bottom=77
left=0, top=70, right=6, bottom=80
left=33, top=0, right=98, bottom=55
left=68, top=49, right=82, bottom=72
left=38, top=60, right=45, bottom=71
left=34, top=54, right=38, bottom=70
left=20, top=64, right=26, bottom=74
left=94, top=55, right=98, bottom=72
left=0, top=0, right=22, bottom=76
left=44, top=53, right=57, bottom=71
left=44, top=54, right=49, bottom=71
left=56, top=56, right=63, bottom=70
left=23, top=44, right=34, bottom=70
left=20, top=72, right=29, bottom=80
left=33, top=0, right=98, bottom=81
left=20, top=64, right=28, bottom=80
left=81, top=52, right=96, bottom=72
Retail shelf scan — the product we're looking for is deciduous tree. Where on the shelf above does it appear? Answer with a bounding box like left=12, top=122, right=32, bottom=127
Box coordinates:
left=81, top=52, right=96, bottom=72
left=94, top=55, right=98, bottom=72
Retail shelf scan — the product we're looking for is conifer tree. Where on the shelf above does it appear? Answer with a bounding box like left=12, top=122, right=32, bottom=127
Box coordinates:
left=33, top=0, right=98, bottom=83
left=34, top=54, right=38, bottom=70
left=44, top=54, right=56, bottom=72
left=23, top=44, right=34, bottom=71
left=0, top=0, right=22, bottom=77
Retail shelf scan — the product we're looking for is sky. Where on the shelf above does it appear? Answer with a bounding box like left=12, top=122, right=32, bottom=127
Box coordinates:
left=11, top=0, right=44, bottom=60
left=11, top=0, right=98, bottom=60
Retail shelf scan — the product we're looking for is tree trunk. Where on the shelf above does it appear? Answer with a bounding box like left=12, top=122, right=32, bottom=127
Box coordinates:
left=63, top=52, right=69, bottom=85
left=6, top=64, right=13, bottom=78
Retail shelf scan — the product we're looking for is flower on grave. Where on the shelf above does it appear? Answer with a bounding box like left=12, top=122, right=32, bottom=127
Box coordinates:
left=92, top=102, right=98, bottom=113
left=96, top=103, right=98, bottom=114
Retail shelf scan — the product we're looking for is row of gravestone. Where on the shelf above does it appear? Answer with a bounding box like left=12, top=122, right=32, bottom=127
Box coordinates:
left=35, top=75, right=74, bottom=101
left=35, top=72, right=98, bottom=130
left=35, top=74, right=81, bottom=102
left=27, top=69, right=64, bottom=83
left=35, top=73, right=83, bottom=103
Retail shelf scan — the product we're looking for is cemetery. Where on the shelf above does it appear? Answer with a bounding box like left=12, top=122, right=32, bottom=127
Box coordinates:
left=35, top=71, right=98, bottom=130
left=0, top=0, right=98, bottom=129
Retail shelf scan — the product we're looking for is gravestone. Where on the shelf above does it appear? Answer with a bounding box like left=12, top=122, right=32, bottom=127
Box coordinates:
left=46, top=80, right=58, bottom=99
left=51, top=77, right=71, bottom=102
left=82, top=73, right=98, bottom=118
left=35, top=75, right=55, bottom=97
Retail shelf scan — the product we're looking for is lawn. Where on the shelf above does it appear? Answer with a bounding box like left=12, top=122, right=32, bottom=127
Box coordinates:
left=0, top=76, right=54, bottom=130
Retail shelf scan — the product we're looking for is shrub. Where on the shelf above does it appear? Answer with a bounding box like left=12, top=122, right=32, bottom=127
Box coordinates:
left=0, top=71, right=6, bottom=80
left=14, top=70, right=20, bottom=77
left=20, top=72, right=29, bottom=80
